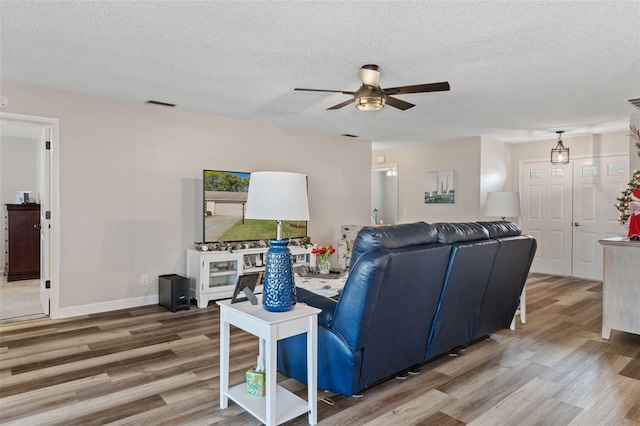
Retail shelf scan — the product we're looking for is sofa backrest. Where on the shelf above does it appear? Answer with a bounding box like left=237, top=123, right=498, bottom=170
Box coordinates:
left=434, top=221, right=490, bottom=243
left=473, top=221, right=537, bottom=339
left=348, top=222, right=438, bottom=270
left=331, top=222, right=452, bottom=390
left=426, top=222, right=498, bottom=360
left=476, top=220, right=522, bottom=238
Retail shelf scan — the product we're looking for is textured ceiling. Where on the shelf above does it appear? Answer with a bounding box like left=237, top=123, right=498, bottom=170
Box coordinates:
left=1, top=1, right=639, bottom=149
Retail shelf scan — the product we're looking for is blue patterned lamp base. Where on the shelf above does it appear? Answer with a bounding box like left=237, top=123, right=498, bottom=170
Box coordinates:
left=262, top=239, right=297, bottom=312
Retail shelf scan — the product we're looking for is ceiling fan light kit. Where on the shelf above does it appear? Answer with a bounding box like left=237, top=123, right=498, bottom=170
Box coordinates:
left=355, top=85, right=386, bottom=111
left=356, top=96, right=385, bottom=111
left=551, top=130, right=570, bottom=164
left=295, top=64, right=450, bottom=111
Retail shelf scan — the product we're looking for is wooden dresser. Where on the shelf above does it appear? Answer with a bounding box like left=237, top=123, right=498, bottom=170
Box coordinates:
left=4, top=204, right=41, bottom=282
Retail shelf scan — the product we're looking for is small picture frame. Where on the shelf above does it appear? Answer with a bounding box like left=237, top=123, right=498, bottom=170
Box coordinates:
left=231, top=273, right=260, bottom=304
left=243, top=256, right=253, bottom=268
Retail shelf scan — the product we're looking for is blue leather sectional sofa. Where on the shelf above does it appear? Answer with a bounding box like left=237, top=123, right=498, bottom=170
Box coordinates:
left=277, top=221, right=537, bottom=397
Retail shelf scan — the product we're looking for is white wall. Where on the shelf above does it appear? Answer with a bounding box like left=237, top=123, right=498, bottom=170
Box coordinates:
left=511, top=132, right=630, bottom=182
left=0, top=135, right=38, bottom=204
left=0, top=135, right=38, bottom=271
left=373, top=137, right=482, bottom=223
left=375, top=131, right=631, bottom=227
left=1, top=81, right=371, bottom=316
left=480, top=137, right=514, bottom=219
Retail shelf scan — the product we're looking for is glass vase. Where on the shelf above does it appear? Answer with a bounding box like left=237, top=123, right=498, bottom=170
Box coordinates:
left=319, top=258, right=330, bottom=274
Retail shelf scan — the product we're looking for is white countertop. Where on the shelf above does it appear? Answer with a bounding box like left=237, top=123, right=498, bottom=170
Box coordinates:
left=598, top=237, right=640, bottom=247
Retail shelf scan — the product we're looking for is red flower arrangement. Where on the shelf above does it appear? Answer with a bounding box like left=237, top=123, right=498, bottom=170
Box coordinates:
left=312, top=244, right=335, bottom=262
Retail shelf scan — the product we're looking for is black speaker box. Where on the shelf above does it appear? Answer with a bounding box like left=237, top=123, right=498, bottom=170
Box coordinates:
left=158, top=274, right=190, bottom=312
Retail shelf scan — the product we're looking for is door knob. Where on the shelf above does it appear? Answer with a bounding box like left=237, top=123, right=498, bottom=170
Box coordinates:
left=574, top=222, right=580, bottom=227
left=34, top=224, right=42, bottom=230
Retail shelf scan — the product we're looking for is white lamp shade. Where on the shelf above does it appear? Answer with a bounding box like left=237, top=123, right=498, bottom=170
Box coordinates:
left=485, top=192, right=521, bottom=218
left=245, top=171, right=310, bottom=221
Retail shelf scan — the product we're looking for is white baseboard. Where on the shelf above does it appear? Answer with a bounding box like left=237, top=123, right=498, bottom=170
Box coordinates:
left=57, top=294, right=159, bottom=319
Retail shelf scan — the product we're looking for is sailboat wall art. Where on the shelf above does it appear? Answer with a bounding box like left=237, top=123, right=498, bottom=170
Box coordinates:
left=424, top=170, right=455, bottom=204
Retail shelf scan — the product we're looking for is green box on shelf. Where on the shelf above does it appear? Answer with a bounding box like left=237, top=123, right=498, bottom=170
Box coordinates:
left=246, top=366, right=265, bottom=397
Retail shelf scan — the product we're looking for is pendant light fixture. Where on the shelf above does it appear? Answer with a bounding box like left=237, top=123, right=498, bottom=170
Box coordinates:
left=551, top=131, right=569, bottom=164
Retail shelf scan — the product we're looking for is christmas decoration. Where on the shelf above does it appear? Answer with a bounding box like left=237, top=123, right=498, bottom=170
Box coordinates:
left=195, top=236, right=311, bottom=252
left=615, top=170, right=640, bottom=240
left=630, top=124, right=640, bottom=158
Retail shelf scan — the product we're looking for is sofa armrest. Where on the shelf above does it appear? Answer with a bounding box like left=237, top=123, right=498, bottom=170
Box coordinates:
left=296, top=287, right=338, bottom=327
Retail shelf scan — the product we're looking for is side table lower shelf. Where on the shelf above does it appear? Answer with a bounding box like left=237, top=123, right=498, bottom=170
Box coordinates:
left=226, top=383, right=310, bottom=424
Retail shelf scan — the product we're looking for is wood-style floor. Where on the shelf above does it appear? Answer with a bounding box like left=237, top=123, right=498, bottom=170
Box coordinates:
left=1, top=274, right=639, bottom=425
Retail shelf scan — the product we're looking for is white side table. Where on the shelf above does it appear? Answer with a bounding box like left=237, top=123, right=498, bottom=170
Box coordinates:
left=218, top=297, right=321, bottom=425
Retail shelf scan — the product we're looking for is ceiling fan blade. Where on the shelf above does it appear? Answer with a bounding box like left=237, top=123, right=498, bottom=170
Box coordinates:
left=384, top=82, right=450, bottom=96
left=327, top=99, right=355, bottom=110
left=385, top=96, right=415, bottom=111
left=295, top=88, right=356, bottom=95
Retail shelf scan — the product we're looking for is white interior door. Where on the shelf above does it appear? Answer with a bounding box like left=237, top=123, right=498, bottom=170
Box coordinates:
left=39, top=126, right=51, bottom=315
left=521, top=161, right=573, bottom=276
left=572, top=155, right=629, bottom=280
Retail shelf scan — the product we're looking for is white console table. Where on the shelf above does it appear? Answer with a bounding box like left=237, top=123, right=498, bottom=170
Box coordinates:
left=187, top=245, right=312, bottom=308
left=218, top=297, right=320, bottom=425
left=598, top=237, right=640, bottom=339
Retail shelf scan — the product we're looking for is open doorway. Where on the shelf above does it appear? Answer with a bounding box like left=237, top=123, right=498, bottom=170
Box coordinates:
left=371, top=164, right=398, bottom=225
left=0, top=115, right=55, bottom=321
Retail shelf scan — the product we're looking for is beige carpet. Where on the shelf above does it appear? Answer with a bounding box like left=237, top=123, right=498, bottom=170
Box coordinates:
left=0, top=275, right=45, bottom=322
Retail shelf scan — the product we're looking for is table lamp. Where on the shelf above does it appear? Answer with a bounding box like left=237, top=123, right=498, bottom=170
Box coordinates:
left=245, top=171, right=310, bottom=311
left=485, top=192, right=521, bottom=220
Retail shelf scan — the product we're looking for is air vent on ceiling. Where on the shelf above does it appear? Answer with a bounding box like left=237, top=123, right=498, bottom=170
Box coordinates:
left=626, top=97, right=640, bottom=111
left=145, top=100, right=176, bottom=107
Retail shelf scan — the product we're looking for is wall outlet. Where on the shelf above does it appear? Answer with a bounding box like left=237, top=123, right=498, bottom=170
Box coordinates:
left=141, top=274, right=149, bottom=286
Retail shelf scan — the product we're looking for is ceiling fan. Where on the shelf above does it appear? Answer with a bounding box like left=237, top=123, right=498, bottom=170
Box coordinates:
left=295, top=64, right=450, bottom=111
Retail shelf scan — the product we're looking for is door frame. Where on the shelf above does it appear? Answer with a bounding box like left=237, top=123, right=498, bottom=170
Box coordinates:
left=372, top=163, right=398, bottom=225
left=1, top=112, right=60, bottom=318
